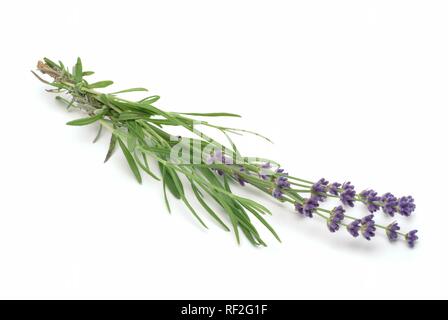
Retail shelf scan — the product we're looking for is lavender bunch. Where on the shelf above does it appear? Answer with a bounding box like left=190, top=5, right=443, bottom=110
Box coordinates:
left=33, top=58, right=419, bottom=247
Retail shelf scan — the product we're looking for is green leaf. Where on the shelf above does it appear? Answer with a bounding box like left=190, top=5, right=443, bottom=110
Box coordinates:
left=118, top=112, right=146, bottom=121
left=134, top=152, right=160, bottom=181
left=112, top=88, right=148, bottom=94
left=138, top=95, right=160, bottom=104
left=160, top=163, right=171, bottom=213
left=241, top=202, right=280, bottom=242
left=43, top=58, right=59, bottom=69
left=180, top=112, right=241, bottom=118
left=92, top=124, right=102, bottom=143
left=66, top=109, right=107, bottom=126
left=181, top=196, right=208, bottom=228
left=104, top=134, right=117, bottom=163
left=73, top=57, right=83, bottom=83
left=88, top=80, right=114, bottom=89
left=82, top=71, right=95, bottom=76
left=159, top=162, right=181, bottom=199
left=127, top=132, right=137, bottom=152
left=191, top=183, right=230, bottom=231
left=118, top=138, right=142, bottom=184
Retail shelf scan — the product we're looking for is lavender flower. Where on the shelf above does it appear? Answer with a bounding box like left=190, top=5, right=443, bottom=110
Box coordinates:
left=360, top=189, right=381, bottom=213
left=398, top=196, right=416, bottom=217
left=360, top=214, right=376, bottom=240
left=272, top=188, right=283, bottom=199
left=386, top=222, right=400, bottom=241
left=328, top=182, right=341, bottom=196
left=340, top=182, right=356, bottom=207
left=347, top=219, right=361, bottom=237
left=327, top=205, right=345, bottom=232
left=312, top=178, right=329, bottom=202
left=295, top=196, right=319, bottom=218
left=276, top=176, right=290, bottom=188
left=405, top=230, right=418, bottom=247
left=381, top=192, right=398, bottom=216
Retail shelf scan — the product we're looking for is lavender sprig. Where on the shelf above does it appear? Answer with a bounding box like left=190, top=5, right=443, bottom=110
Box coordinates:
left=33, top=57, right=419, bottom=248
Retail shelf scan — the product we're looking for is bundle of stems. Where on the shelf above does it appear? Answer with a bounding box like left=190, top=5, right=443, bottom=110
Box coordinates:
left=33, top=58, right=418, bottom=247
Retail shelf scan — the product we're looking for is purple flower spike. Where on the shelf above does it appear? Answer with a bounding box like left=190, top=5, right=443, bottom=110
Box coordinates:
left=327, top=205, right=345, bottom=232
left=398, top=196, right=416, bottom=217
left=405, top=230, right=418, bottom=247
left=360, top=189, right=381, bottom=213
left=381, top=193, right=398, bottom=216
left=328, top=182, right=341, bottom=196
left=295, top=196, right=319, bottom=218
left=347, top=219, right=361, bottom=237
left=272, top=188, right=283, bottom=199
left=360, top=214, right=376, bottom=240
left=312, top=178, right=329, bottom=202
left=276, top=176, right=290, bottom=189
left=386, top=222, right=400, bottom=241
left=340, top=182, right=356, bottom=207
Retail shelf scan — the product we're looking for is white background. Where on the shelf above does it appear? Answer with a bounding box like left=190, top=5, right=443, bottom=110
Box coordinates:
left=0, top=0, right=447, bottom=299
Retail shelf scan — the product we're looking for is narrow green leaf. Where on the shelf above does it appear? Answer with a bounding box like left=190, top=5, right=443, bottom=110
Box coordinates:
left=159, top=162, right=181, bottom=199
left=160, top=163, right=171, bottom=213
left=180, top=112, right=241, bottom=118
left=181, top=196, right=208, bottom=228
left=82, top=71, right=95, bottom=76
left=88, top=80, right=114, bottom=89
left=138, top=95, right=160, bottom=104
left=104, top=134, right=117, bottom=163
left=134, top=152, right=160, bottom=181
left=66, top=109, right=107, bottom=126
left=118, top=138, right=142, bottom=184
left=43, top=58, right=59, bottom=69
left=112, top=87, right=148, bottom=94
left=241, top=203, right=281, bottom=242
left=74, top=57, right=83, bottom=83
left=192, top=183, right=230, bottom=231
left=118, top=112, right=146, bottom=121
left=127, top=134, right=137, bottom=152
left=92, top=124, right=102, bottom=143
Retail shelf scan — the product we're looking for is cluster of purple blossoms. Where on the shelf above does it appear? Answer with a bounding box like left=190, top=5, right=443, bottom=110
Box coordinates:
left=381, top=193, right=399, bottom=216
left=295, top=196, right=319, bottom=218
left=313, top=178, right=416, bottom=218
left=360, top=189, right=382, bottom=213
left=398, top=196, right=416, bottom=217
left=347, top=219, right=361, bottom=237
left=360, top=215, right=376, bottom=240
left=328, top=182, right=341, bottom=196
left=386, top=222, right=400, bottom=241
left=271, top=168, right=290, bottom=199
left=362, top=190, right=415, bottom=217
left=305, top=177, right=418, bottom=247
left=312, top=178, right=329, bottom=201
left=340, top=182, right=356, bottom=207
left=327, top=206, right=345, bottom=232
left=405, top=230, right=418, bottom=247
